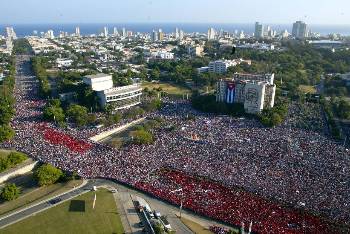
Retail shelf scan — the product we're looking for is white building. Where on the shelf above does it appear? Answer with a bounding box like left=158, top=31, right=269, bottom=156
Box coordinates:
left=6, top=27, right=17, bottom=40
left=75, top=27, right=80, bottom=37
left=97, top=84, right=143, bottom=109
left=208, top=59, right=251, bottom=74
left=208, top=28, right=216, bottom=40
left=83, top=73, right=113, bottom=92
left=56, top=58, right=73, bottom=68
left=103, top=27, right=108, bottom=37
left=216, top=73, right=276, bottom=114
left=292, top=21, right=308, bottom=39
left=46, top=30, right=55, bottom=39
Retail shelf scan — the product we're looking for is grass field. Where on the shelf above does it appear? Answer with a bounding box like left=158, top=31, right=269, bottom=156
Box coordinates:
left=1, top=189, right=124, bottom=234
left=0, top=178, right=83, bottom=216
left=0, top=149, right=12, bottom=160
left=142, top=81, right=192, bottom=95
left=298, top=85, right=317, bottom=94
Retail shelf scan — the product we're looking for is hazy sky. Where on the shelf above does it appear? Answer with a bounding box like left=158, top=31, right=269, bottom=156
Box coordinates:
left=0, top=0, right=349, bottom=25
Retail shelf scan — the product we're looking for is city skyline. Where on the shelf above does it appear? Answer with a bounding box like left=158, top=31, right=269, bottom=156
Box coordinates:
left=0, top=0, right=349, bottom=25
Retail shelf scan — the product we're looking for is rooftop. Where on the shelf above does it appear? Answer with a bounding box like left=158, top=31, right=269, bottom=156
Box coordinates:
left=85, top=73, right=111, bottom=79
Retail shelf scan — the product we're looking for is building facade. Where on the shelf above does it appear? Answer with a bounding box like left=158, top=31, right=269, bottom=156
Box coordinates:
left=83, top=73, right=114, bottom=92
left=97, top=84, right=143, bottom=109
left=292, top=21, right=308, bottom=39
left=216, top=73, right=276, bottom=114
left=255, top=22, right=264, bottom=39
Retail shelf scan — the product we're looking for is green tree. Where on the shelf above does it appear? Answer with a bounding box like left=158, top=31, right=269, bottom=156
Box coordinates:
left=34, top=164, right=63, bottom=186
left=43, top=106, right=65, bottom=123
left=67, top=104, right=89, bottom=126
left=1, top=183, right=20, bottom=201
left=154, top=223, right=165, bottom=234
left=130, top=129, right=154, bottom=145
left=0, top=124, right=15, bottom=143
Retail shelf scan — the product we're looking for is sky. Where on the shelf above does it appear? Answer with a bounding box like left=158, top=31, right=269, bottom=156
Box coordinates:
left=0, top=0, right=349, bottom=25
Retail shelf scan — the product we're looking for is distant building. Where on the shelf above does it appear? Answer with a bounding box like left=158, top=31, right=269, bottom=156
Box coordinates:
left=197, top=67, right=209, bottom=74
left=308, top=40, right=343, bottom=49
left=216, top=73, right=276, bottom=114
left=97, top=84, right=143, bottom=109
left=5, top=27, right=17, bottom=40
left=158, top=29, right=164, bottom=41
left=255, top=22, right=264, bottom=39
left=179, top=30, right=184, bottom=40
left=122, top=28, right=127, bottom=37
left=83, top=73, right=113, bottom=91
left=175, top=28, right=180, bottom=39
left=208, top=59, right=251, bottom=74
left=56, top=58, right=73, bottom=68
left=188, top=45, right=204, bottom=57
left=75, top=27, right=80, bottom=37
left=208, top=28, right=216, bottom=40
left=152, top=30, right=158, bottom=42
left=46, top=30, right=55, bottom=39
left=103, top=27, right=108, bottom=37
left=292, top=21, right=308, bottom=39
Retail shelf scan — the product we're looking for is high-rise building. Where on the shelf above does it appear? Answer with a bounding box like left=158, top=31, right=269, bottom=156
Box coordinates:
left=46, top=30, right=55, bottom=39
left=75, top=27, right=80, bottom=37
left=103, top=26, right=108, bottom=37
left=208, top=28, right=216, bottom=40
left=175, top=28, right=179, bottom=39
left=113, top=27, right=119, bottom=36
left=5, top=27, right=17, bottom=40
left=292, top=21, right=308, bottom=39
left=255, top=22, right=264, bottom=39
left=158, top=29, right=164, bottom=41
left=152, top=30, right=158, bottom=42
left=179, top=30, right=184, bottom=40
left=122, top=28, right=126, bottom=37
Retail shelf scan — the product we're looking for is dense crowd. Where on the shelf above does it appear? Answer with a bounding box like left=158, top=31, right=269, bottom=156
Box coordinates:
left=1, top=57, right=350, bottom=233
left=136, top=169, right=337, bottom=234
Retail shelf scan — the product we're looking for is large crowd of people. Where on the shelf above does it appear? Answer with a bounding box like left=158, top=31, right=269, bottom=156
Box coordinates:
left=1, top=56, right=350, bottom=233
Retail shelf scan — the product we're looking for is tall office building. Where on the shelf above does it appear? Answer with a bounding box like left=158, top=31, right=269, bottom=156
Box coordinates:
left=292, top=21, right=308, bottom=39
left=254, top=22, right=264, bottom=39
left=175, top=28, right=179, bottom=39
left=103, top=26, right=108, bottom=37
left=208, top=28, right=216, bottom=40
left=152, top=30, right=158, bottom=42
left=113, top=27, right=119, bottom=36
left=122, top=28, right=126, bottom=37
left=158, top=29, right=164, bottom=41
left=46, top=30, right=55, bottom=39
left=75, top=27, right=80, bottom=37
left=5, top=27, right=17, bottom=40
left=179, top=30, right=184, bottom=40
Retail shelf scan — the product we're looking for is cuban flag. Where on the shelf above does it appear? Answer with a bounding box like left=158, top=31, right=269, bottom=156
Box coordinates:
left=226, top=82, right=236, bottom=104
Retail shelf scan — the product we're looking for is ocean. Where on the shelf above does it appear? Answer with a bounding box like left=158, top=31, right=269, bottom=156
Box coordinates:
left=1, top=23, right=350, bottom=37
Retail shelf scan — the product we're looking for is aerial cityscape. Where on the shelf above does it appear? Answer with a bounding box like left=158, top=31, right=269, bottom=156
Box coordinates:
left=0, top=0, right=350, bottom=234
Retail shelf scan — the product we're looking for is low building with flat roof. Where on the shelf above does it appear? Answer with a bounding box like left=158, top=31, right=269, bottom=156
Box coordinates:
left=83, top=73, right=113, bottom=91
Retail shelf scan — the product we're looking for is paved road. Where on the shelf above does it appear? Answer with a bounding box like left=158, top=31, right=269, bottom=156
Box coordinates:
left=0, top=180, right=92, bottom=229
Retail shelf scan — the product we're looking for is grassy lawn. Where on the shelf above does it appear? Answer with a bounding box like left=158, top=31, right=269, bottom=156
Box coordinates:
left=0, top=178, right=83, bottom=216
left=298, top=85, right=317, bottom=94
left=0, top=149, right=12, bottom=160
left=180, top=217, right=214, bottom=234
left=1, top=189, right=124, bottom=234
left=142, top=81, right=192, bottom=95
